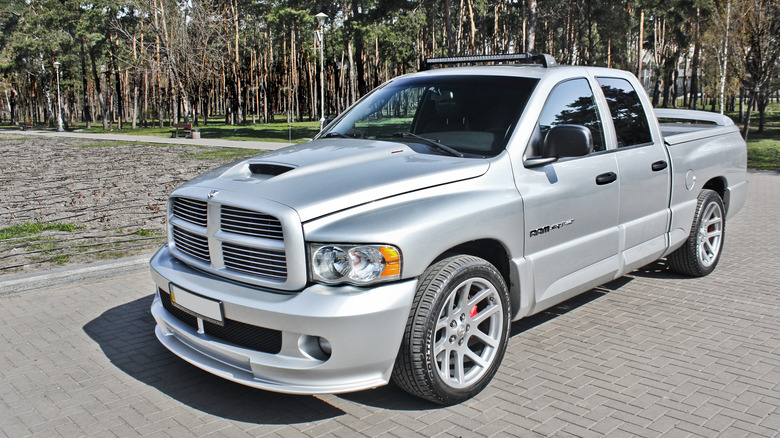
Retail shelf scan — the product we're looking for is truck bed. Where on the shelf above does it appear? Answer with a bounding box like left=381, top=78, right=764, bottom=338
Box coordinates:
left=655, top=108, right=737, bottom=141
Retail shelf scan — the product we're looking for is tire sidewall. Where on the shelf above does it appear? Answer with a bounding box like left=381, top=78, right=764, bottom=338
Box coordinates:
left=693, top=191, right=726, bottom=276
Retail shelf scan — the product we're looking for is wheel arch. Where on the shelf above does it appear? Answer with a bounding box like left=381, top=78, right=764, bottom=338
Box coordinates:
left=702, top=176, right=728, bottom=211
left=434, top=239, right=519, bottom=314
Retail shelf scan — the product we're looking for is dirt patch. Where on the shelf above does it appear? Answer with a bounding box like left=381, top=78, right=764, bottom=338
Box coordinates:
left=0, top=135, right=263, bottom=276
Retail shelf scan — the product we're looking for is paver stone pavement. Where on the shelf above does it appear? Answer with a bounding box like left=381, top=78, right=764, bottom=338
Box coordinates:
left=1, top=170, right=779, bottom=437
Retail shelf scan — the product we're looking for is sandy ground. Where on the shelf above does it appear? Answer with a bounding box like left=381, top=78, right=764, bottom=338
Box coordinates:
left=0, top=135, right=261, bottom=276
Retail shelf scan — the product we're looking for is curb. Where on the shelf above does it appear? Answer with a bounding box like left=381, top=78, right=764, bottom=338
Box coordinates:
left=0, top=252, right=154, bottom=297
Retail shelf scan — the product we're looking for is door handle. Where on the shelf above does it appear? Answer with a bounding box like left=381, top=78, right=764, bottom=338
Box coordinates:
left=596, top=172, right=617, bottom=185
left=652, top=160, right=668, bottom=171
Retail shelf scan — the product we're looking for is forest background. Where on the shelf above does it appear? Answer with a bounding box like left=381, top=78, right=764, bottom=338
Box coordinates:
left=0, top=0, right=778, bottom=146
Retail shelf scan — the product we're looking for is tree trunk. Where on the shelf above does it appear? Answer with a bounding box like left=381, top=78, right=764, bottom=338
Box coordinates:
left=757, top=92, right=768, bottom=133
left=690, top=40, right=700, bottom=109
left=466, top=0, right=476, bottom=53
left=90, top=51, right=109, bottom=130
left=7, top=88, right=18, bottom=125
left=153, top=0, right=164, bottom=128
left=742, top=91, right=754, bottom=141
left=682, top=52, right=689, bottom=107
left=637, top=9, right=644, bottom=76
left=739, top=88, right=744, bottom=121
left=348, top=40, right=357, bottom=105
left=80, top=39, right=92, bottom=129
left=41, top=59, right=54, bottom=128
left=652, top=79, right=661, bottom=107
left=232, top=0, right=243, bottom=124
left=351, top=2, right=367, bottom=97
left=109, top=33, right=123, bottom=129
left=445, top=0, right=454, bottom=56
left=131, top=31, right=138, bottom=130
left=526, top=0, right=537, bottom=53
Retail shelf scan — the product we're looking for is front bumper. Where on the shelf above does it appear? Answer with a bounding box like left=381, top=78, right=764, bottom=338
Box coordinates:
left=149, top=246, right=417, bottom=394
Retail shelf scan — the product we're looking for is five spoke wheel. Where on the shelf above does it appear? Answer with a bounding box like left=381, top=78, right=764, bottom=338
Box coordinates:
left=393, top=255, right=510, bottom=405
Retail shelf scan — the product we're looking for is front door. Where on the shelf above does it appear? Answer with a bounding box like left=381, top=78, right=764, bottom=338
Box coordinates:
left=519, top=78, right=620, bottom=311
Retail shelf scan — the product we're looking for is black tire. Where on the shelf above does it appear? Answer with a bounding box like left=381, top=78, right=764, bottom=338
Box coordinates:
left=668, top=189, right=726, bottom=277
left=392, top=255, right=511, bottom=405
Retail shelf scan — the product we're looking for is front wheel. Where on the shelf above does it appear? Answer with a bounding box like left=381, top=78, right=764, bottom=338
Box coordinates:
left=668, top=189, right=725, bottom=277
left=392, top=255, right=511, bottom=405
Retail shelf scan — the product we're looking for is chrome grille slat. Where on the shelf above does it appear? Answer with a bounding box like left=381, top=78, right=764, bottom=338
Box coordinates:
left=222, top=247, right=286, bottom=265
left=173, top=230, right=209, bottom=249
left=223, top=242, right=287, bottom=279
left=221, top=206, right=284, bottom=240
left=172, top=226, right=210, bottom=262
left=222, top=264, right=287, bottom=279
left=221, top=220, right=283, bottom=234
left=172, top=198, right=208, bottom=227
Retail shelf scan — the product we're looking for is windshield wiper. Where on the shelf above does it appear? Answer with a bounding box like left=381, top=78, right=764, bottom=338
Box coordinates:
left=392, top=132, right=464, bottom=158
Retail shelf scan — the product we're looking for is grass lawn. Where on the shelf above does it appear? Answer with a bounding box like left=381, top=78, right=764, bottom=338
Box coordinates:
left=1, top=114, right=321, bottom=143
left=734, top=103, right=780, bottom=171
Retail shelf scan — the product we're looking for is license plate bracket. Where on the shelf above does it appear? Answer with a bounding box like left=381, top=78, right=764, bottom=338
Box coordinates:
left=169, top=284, right=225, bottom=326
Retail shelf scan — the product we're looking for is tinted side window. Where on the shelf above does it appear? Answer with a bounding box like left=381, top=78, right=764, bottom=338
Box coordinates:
left=597, top=77, right=653, bottom=147
left=537, top=78, right=605, bottom=152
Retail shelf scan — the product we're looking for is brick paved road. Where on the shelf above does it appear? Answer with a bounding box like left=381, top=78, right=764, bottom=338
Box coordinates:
left=2, top=171, right=779, bottom=437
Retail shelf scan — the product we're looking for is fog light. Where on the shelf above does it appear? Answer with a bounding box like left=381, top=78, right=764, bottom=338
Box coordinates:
left=298, top=335, right=332, bottom=361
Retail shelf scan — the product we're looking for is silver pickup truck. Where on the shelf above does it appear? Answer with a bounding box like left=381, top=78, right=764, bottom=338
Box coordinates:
left=149, top=55, right=748, bottom=405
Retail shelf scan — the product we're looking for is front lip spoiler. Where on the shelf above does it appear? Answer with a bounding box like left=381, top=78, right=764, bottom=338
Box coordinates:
left=152, top=299, right=389, bottom=395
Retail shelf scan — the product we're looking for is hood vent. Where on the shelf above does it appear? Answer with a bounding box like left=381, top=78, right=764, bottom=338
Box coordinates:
left=249, top=163, right=295, bottom=177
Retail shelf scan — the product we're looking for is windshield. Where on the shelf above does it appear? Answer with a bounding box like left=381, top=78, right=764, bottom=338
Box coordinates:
left=320, top=75, right=538, bottom=157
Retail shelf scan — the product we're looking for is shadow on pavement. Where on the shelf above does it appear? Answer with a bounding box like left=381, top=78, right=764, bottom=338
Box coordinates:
left=337, top=384, right=441, bottom=410
left=83, top=294, right=345, bottom=424
left=631, top=258, right=691, bottom=279
left=82, top=271, right=651, bottom=416
left=510, top=275, right=635, bottom=336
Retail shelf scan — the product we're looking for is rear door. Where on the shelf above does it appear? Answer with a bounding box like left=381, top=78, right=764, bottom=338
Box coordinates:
left=596, top=77, right=671, bottom=271
left=520, top=78, right=620, bottom=311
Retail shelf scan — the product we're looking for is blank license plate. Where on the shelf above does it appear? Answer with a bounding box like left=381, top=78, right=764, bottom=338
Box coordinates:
left=169, top=285, right=224, bottom=326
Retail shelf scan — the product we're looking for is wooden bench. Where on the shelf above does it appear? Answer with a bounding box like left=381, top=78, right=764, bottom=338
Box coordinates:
left=170, top=123, right=193, bottom=138
left=20, top=121, right=33, bottom=131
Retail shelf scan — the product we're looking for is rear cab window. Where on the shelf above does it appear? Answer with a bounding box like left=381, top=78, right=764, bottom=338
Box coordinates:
left=596, top=77, right=653, bottom=147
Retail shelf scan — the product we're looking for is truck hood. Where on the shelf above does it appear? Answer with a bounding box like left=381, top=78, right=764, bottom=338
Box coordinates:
left=178, top=139, right=490, bottom=222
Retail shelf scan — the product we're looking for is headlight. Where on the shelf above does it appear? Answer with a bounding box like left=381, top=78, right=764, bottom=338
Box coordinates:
left=310, top=244, right=401, bottom=285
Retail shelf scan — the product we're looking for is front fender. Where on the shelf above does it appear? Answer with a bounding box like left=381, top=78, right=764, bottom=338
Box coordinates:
left=302, top=158, right=524, bottom=280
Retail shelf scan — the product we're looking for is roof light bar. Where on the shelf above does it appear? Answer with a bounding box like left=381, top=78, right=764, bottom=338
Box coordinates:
left=423, top=53, right=556, bottom=70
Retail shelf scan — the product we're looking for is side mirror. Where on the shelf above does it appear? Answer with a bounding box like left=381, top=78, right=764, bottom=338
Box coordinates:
left=320, top=117, right=335, bottom=132
left=542, top=124, right=593, bottom=158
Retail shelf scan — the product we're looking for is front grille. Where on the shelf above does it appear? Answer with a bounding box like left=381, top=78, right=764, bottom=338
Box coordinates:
left=221, top=206, right=283, bottom=240
left=172, top=197, right=208, bottom=227
left=170, top=197, right=290, bottom=284
left=222, top=242, right=287, bottom=280
left=159, top=289, right=282, bottom=354
left=172, top=226, right=210, bottom=262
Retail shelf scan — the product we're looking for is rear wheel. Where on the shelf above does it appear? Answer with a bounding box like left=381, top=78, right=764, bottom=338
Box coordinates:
left=668, top=189, right=725, bottom=277
left=392, top=255, right=511, bottom=405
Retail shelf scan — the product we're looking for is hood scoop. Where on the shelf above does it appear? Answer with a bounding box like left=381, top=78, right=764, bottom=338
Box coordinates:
left=249, top=163, right=295, bottom=177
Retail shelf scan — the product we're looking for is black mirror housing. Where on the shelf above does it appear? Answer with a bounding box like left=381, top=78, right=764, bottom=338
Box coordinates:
left=542, top=124, right=594, bottom=158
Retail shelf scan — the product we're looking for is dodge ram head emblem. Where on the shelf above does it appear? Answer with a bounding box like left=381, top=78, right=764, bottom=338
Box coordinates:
left=207, top=190, right=219, bottom=199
